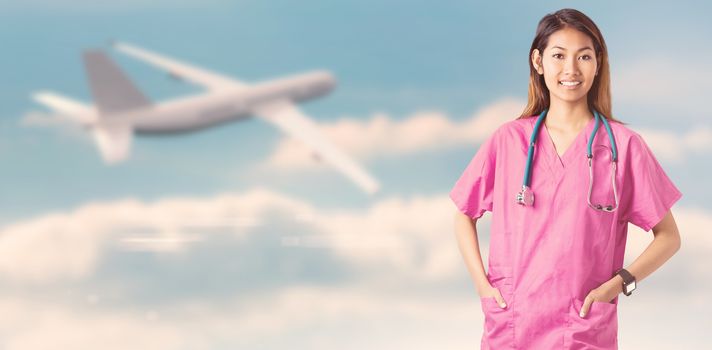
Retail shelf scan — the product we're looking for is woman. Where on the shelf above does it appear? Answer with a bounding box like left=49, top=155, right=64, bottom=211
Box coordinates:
left=449, top=8, right=682, bottom=349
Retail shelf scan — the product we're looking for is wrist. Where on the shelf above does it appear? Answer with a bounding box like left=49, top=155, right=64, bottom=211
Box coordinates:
left=609, top=274, right=624, bottom=295
left=613, top=268, right=637, bottom=296
left=476, top=282, right=492, bottom=295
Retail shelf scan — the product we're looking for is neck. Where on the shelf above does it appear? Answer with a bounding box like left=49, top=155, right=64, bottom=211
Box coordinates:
left=545, top=99, right=593, bottom=131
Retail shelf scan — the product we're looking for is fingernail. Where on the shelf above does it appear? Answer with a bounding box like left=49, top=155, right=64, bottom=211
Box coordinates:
left=579, top=311, right=585, bottom=318
left=500, top=302, right=507, bottom=308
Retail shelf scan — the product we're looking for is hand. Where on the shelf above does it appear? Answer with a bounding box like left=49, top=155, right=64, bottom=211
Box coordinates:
left=580, top=277, right=623, bottom=318
left=479, top=284, right=508, bottom=309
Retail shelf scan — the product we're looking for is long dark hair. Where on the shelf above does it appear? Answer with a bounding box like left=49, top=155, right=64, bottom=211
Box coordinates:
left=519, top=8, right=622, bottom=123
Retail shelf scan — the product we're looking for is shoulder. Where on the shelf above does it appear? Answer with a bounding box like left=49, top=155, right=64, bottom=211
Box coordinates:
left=605, top=120, right=647, bottom=149
left=464, top=117, right=532, bottom=159
left=491, top=116, right=536, bottom=141
left=605, top=120, right=661, bottom=166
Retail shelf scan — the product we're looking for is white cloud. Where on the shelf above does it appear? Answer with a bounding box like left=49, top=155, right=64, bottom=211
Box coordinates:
left=0, top=285, right=482, bottom=350
left=636, top=126, right=712, bottom=162
left=614, top=55, right=712, bottom=119
left=0, top=296, right=184, bottom=350
left=684, top=127, right=712, bottom=152
left=0, top=188, right=710, bottom=348
left=0, top=188, right=464, bottom=284
left=2, top=187, right=709, bottom=291
left=0, top=189, right=485, bottom=348
left=625, top=207, right=712, bottom=281
left=260, top=97, right=525, bottom=170
left=259, top=96, right=710, bottom=174
left=0, top=189, right=309, bottom=283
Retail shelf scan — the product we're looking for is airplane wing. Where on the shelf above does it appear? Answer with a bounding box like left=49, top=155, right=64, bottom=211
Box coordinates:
left=112, top=41, right=248, bottom=91
left=254, top=99, right=380, bottom=195
left=92, top=124, right=133, bottom=164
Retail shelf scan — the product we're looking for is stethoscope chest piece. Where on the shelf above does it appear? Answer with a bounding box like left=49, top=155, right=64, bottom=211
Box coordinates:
left=516, top=185, right=534, bottom=206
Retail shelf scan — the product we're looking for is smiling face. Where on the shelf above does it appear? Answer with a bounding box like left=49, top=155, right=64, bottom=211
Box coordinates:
left=531, top=26, right=599, bottom=105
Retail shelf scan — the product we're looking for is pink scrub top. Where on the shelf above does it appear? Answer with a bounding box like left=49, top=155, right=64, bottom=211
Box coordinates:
left=449, top=115, right=682, bottom=349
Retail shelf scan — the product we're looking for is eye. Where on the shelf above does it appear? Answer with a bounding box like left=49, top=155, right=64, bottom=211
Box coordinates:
left=580, top=54, right=592, bottom=60
left=553, top=53, right=564, bottom=59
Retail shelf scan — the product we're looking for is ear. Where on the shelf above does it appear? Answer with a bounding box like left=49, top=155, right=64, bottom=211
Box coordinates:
left=531, top=49, right=544, bottom=75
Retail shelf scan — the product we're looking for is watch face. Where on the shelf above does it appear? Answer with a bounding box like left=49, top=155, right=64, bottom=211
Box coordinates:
left=625, top=281, right=636, bottom=293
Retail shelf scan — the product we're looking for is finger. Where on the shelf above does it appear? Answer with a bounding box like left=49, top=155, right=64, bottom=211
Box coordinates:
left=494, top=290, right=507, bottom=309
left=580, top=297, right=592, bottom=318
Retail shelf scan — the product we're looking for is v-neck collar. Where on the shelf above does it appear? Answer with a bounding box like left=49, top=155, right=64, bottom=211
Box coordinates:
left=533, top=115, right=596, bottom=181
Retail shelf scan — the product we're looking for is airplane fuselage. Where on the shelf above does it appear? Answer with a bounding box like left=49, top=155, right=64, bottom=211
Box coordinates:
left=106, top=70, right=335, bottom=134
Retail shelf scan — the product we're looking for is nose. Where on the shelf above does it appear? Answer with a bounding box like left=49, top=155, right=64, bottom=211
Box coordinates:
left=564, top=56, right=580, bottom=75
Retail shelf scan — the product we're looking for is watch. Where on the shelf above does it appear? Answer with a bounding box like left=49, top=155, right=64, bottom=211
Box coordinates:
left=615, top=268, right=636, bottom=296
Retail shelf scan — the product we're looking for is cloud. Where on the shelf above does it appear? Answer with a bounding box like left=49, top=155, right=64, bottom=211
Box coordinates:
left=0, top=285, right=481, bottom=350
left=0, top=189, right=486, bottom=349
left=0, top=189, right=307, bottom=283
left=0, top=188, right=710, bottom=348
left=625, top=207, right=712, bottom=285
left=636, top=126, right=712, bottom=162
left=0, top=296, right=184, bottom=350
left=259, top=97, right=526, bottom=170
left=257, top=96, right=710, bottom=175
left=614, top=54, right=712, bottom=120
left=1, top=187, right=708, bottom=292
left=0, top=188, right=465, bottom=285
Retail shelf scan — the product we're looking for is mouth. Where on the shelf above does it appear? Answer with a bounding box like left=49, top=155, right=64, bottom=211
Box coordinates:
left=559, top=80, right=582, bottom=90
left=559, top=80, right=582, bottom=88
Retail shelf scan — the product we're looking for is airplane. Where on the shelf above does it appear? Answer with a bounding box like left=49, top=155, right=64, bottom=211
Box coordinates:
left=31, top=42, right=380, bottom=195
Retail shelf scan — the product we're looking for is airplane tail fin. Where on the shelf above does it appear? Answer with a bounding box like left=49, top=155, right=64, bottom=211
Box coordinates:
left=81, top=50, right=140, bottom=163
left=82, top=49, right=151, bottom=114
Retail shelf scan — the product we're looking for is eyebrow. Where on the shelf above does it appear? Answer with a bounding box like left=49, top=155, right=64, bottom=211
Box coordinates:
left=552, top=45, right=593, bottom=52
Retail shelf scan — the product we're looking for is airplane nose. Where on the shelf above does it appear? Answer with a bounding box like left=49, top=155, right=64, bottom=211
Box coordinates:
left=322, top=70, right=336, bottom=84
left=318, top=70, right=337, bottom=91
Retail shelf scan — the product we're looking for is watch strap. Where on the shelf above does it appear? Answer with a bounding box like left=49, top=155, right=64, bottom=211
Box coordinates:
left=615, top=268, right=636, bottom=296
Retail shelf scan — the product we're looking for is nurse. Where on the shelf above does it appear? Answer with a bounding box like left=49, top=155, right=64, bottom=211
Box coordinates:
left=450, top=8, right=682, bottom=350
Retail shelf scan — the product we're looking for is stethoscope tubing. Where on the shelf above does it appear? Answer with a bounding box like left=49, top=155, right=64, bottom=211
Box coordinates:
left=518, top=108, right=619, bottom=212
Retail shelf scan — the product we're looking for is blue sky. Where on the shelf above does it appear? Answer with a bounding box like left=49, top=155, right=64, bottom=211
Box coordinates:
left=0, top=1, right=711, bottom=349
left=3, top=0, right=709, bottom=220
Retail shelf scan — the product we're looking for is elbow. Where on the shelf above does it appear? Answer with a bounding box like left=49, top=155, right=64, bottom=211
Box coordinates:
left=664, top=228, right=682, bottom=255
left=652, top=228, right=681, bottom=254
left=673, top=230, right=682, bottom=253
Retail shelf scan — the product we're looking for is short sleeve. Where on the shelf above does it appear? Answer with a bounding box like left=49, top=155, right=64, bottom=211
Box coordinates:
left=621, top=133, right=683, bottom=232
left=449, top=129, right=498, bottom=219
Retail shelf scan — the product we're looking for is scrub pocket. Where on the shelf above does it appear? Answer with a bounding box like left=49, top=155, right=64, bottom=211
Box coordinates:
left=564, top=297, right=618, bottom=349
left=480, top=266, right=514, bottom=349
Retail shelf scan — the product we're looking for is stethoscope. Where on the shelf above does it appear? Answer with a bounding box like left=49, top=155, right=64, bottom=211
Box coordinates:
left=515, top=108, right=620, bottom=212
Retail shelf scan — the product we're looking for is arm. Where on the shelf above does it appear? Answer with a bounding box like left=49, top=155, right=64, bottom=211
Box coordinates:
left=580, top=209, right=681, bottom=316
left=618, top=209, right=681, bottom=286
left=454, top=210, right=507, bottom=308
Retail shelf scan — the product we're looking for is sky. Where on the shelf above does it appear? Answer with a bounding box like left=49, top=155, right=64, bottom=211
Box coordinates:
left=0, top=0, right=711, bottom=349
